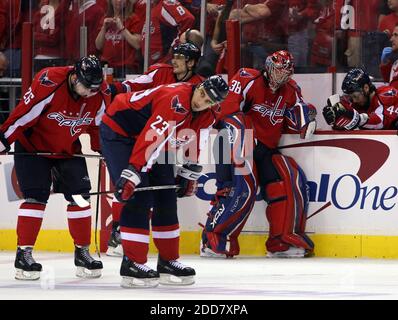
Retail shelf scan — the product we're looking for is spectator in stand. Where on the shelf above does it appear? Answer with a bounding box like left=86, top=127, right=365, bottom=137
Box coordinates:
left=140, top=0, right=195, bottom=65
left=310, top=0, right=334, bottom=68
left=229, top=0, right=289, bottom=69
left=97, top=0, right=109, bottom=11
left=379, top=0, right=398, bottom=35
left=380, top=23, right=398, bottom=88
left=33, top=0, right=70, bottom=72
left=65, top=0, right=105, bottom=64
left=379, top=0, right=393, bottom=26
left=95, top=0, right=143, bottom=77
left=0, top=0, right=31, bottom=77
left=288, top=0, right=320, bottom=68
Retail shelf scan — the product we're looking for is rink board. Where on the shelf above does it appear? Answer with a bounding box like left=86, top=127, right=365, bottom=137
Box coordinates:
left=1, top=131, right=398, bottom=258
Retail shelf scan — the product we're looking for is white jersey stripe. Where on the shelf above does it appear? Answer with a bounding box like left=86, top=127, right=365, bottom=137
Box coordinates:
left=67, top=208, right=92, bottom=219
left=240, top=80, right=254, bottom=111
left=152, top=229, right=180, bottom=239
left=121, top=232, right=150, bottom=243
left=4, top=93, right=55, bottom=139
left=95, top=100, right=106, bottom=126
left=18, top=209, right=45, bottom=218
left=161, top=7, right=178, bottom=26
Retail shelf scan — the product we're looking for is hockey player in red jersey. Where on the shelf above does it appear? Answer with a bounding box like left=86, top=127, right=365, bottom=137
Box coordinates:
left=99, top=76, right=229, bottom=288
left=203, top=50, right=316, bottom=258
left=0, top=56, right=110, bottom=280
left=323, top=68, right=398, bottom=130
left=106, top=42, right=204, bottom=257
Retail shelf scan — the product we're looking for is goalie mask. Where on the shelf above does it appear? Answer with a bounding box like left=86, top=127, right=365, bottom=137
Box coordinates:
left=265, top=50, right=294, bottom=92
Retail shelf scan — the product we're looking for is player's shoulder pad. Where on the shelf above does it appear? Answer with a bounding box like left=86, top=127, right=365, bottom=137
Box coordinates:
left=34, top=66, right=69, bottom=88
left=286, top=79, right=302, bottom=94
left=376, top=85, right=398, bottom=105
left=236, top=68, right=261, bottom=80
left=163, top=0, right=181, bottom=6
left=148, top=63, right=172, bottom=72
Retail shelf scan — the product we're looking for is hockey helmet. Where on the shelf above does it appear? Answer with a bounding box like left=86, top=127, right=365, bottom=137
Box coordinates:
left=202, top=75, right=229, bottom=103
left=74, top=55, right=103, bottom=89
left=341, top=68, right=372, bottom=94
left=172, top=43, right=201, bottom=62
left=265, top=50, right=294, bottom=92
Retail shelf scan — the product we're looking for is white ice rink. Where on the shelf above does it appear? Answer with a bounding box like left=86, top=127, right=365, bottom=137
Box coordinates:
left=1, top=252, right=398, bottom=300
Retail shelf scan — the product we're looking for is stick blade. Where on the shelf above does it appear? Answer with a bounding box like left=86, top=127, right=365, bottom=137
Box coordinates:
left=72, top=195, right=90, bottom=208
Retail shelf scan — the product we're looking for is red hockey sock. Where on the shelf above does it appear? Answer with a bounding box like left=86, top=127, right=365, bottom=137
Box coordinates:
left=112, top=199, right=124, bottom=223
left=152, top=224, right=180, bottom=261
left=67, top=205, right=92, bottom=246
left=120, top=226, right=149, bottom=264
left=17, top=202, right=46, bottom=246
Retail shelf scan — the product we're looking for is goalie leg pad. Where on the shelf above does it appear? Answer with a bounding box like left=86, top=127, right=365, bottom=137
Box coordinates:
left=202, top=172, right=257, bottom=257
left=265, top=154, right=314, bottom=253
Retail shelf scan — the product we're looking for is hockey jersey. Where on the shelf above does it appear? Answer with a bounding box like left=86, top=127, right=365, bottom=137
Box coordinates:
left=122, top=63, right=204, bottom=93
left=340, top=86, right=398, bottom=130
left=102, top=83, right=217, bottom=171
left=219, top=68, right=306, bottom=149
left=0, top=66, right=111, bottom=155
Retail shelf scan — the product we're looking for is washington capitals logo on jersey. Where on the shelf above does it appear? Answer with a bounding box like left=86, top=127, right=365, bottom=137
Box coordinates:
left=252, top=96, right=285, bottom=125
left=381, top=89, right=396, bottom=97
left=47, top=112, right=94, bottom=136
left=239, top=69, right=252, bottom=78
left=39, top=70, right=56, bottom=87
left=171, top=96, right=187, bottom=114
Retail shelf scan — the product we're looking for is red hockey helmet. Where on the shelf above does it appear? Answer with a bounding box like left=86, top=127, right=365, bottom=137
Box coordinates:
left=265, top=50, right=294, bottom=92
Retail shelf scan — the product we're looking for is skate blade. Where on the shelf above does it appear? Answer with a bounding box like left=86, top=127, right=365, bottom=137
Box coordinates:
left=106, top=245, right=123, bottom=257
left=121, top=276, right=159, bottom=288
left=159, top=273, right=195, bottom=286
left=76, top=267, right=102, bottom=278
left=266, top=248, right=306, bottom=259
left=15, top=268, right=41, bottom=280
left=200, top=247, right=227, bottom=259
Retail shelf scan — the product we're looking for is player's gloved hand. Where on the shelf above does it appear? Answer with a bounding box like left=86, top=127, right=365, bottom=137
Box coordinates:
left=176, top=164, right=202, bottom=198
left=114, top=165, right=141, bottom=203
left=381, top=47, right=393, bottom=64
left=300, top=105, right=317, bottom=139
left=0, top=132, right=10, bottom=153
left=322, top=105, right=336, bottom=125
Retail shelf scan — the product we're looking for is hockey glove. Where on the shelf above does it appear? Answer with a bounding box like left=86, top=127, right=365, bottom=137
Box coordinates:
left=176, top=164, right=202, bottom=198
left=322, top=105, right=336, bottom=125
left=0, top=131, right=10, bottom=153
left=114, top=165, right=141, bottom=203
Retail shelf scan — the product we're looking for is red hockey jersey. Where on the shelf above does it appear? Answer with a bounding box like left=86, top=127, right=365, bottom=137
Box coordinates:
left=219, top=68, right=305, bottom=149
left=102, top=83, right=217, bottom=171
left=122, top=63, right=204, bottom=92
left=0, top=66, right=111, bottom=155
left=340, top=86, right=398, bottom=130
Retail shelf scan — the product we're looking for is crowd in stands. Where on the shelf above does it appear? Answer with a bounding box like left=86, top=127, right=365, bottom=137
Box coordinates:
left=1, top=0, right=398, bottom=123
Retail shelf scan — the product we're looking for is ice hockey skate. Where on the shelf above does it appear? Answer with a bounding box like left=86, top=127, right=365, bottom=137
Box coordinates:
left=266, top=247, right=312, bottom=258
left=120, top=256, right=159, bottom=288
left=157, top=255, right=195, bottom=285
left=74, top=245, right=103, bottom=278
left=14, top=247, right=42, bottom=280
left=106, top=224, right=123, bottom=257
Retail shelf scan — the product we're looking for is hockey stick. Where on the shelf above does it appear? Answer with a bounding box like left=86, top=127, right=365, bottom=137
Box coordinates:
left=94, top=158, right=102, bottom=258
left=1, top=151, right=104, bottom=159
left=71, top=184, right=181, bottom=208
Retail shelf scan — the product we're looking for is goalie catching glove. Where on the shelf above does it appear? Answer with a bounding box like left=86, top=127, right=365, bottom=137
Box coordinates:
left=176, top=164, right=202, bottom=198
left=114, top=165, right=141, bottom=203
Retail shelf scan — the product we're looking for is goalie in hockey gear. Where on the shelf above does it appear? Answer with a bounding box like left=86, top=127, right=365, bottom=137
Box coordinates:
left=72, top=55, right=103, bottom=98
left=0, top=131, right=10, bottom=153
left=264, top=50, right=294, bottom=93
left=264, top=154, right=314, bottom=258
left=157, top=254, right=196, bottom=285
left=176, top=164, right=202, bottom=198
left=14, top=247, right=42, bottom=280
left=114, top=165, right=142, bottom=203
left=285, top=102, right=317, bottom=139
left=201, top=113, right=257, bottom=258
left=74, top=245, right=103, bottom=278
left=120, top=255, right=160, bottom=288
